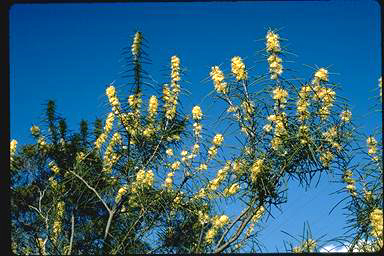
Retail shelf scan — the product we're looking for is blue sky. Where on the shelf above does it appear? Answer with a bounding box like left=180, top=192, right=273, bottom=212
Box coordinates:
left=10, top=1, right=381, bottom=252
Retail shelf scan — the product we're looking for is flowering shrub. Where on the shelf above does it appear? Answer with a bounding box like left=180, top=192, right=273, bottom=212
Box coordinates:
left=10, top=29, right=382, bottom=254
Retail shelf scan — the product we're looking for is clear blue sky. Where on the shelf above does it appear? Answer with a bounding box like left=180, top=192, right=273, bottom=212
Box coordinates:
left=10, top=1, right=381, bottom=252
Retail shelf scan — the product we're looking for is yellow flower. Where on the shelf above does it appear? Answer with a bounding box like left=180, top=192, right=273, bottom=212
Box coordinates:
left=115, top=186, right=127, bottom=203
left=320, top=150, right=333, bottom=167
left=252, top=206, right=265, bottom=222
left=30, top=125, right=40, bottom=136
left=340, top=110, right=352, bottom=122
left=266, top=30, right=281, bottom=53
left=208, top=146, right=218, bottom=158
left=171, top=161, right=181, bottom=170
left=231, top=56, right=247, bottom=81
left=313, top=68, right=329, bottom=83
left=271, top=136, right=282, bottom=150
left=219, top=215, right=229, bottom=225
left=273, top=87, right=288, bottom=102
left=166, top=148, right=173, bottom=156
left=209, top=66, right=228, bottom=94
left=10, top=139, right=17, bottom=156
left=370, top=208, right=383, bottom=238
left=131, top=31, right=142, bottom=57
left=171, top=56, right=181, bottom=82
left=148, top=95, right=158, bottom=118
left=144, top=170, right=154, bottom=186
left=181, top=150, right=188, bottom=157
left=205, top=227, right=218, bottom=244
left=192, top=105, right=203, bottom=120
left=251, top=159, right=264, bottom=182
left=198, top=163, right=208, bottom=171
left=212, top=134, right=224, bottom=146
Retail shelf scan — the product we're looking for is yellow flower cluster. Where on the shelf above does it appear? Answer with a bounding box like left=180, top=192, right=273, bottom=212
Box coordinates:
left=198, top=210, right=209, bottom=225
left=171, top=55, right=181, bottom=83
left=297, top=85, right=311, bottom=121
left=162, top=56, right=182, bottom=120
left=76, top=152, right=85, bottom=163
left=319, top=150, right=334, bottom=168
left=193, top=122, right=203, bottom=138
left=301, top=239, right=317, bottom=252
left=102, top=132, right=122, bottom=173
left=106, top=85, right=120, bottom=113
left=266, top=30, right=281, bottom=53
left=10, top=139, right=17, bottom=162
left=95, top=112, right=114, bottom=150
left=49, top=177, right=58, bottom=190
left=205, top=215, right=230, bottom=244
left=48, top=161, right=60, bottom=174
left=52, top=201, right=65, bottom=244
left=231, top=56, right=247, bottom=81
left=268, top=54, right=283, bottom=80
left=171, top=161, right=181, bottom=170
left=273, top=87, right=288, bottom=108
left=322, top=126, right=341, bottom=150
left=30, top=125, right=40, bottom=137
left=207, top=134, right=224, bottom=158
left=164, top=172, right=174, bottom=189
left=251, top=159, right=264, bottom=182
left=166, top=148, right=173, bottom=156
left=313, top=68, right=329, bottom=84
left=136, top=169, right=155, bottom=187
left=233, top=159, right=246, bottom=175
left=208, top=164, right=230, bottom=191
left=339, top=110, right=352, bottom=123
left=210, top=66, right=228, bottom=94
left=192, top=105, right=203, bottom=120
left=298, top=125, right=310, bottom=144
left=212, top=134, right=224, bottom=146
left=313, top=85, right=335, bottom=120
left=342, top=169, right=357, bottom=197
left=370, top=208, right=383, bottom=238
left=131, top=31, right=142, bottom=58
left=128, top=93, right=142, bottom=110
left=367, top=136, right=378, bottom=156
left=268, top=112, right=287, bottom=150
left=198, top=163, right=208, bottom=171
left=115, top=186, right=127, bottom=203
left=241, top=100, right=254, bottom=121
left=223, top=183, right=240, bottom=197
left=147, top=95, right=158, bottom=119
left=292, top=239, right=317, bottom=253
left=252, top=206, right=265, bottom=222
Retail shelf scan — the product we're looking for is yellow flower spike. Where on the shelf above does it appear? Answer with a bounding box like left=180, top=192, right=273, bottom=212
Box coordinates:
left=231, top=56, right=247, bottom=81
left=131, top=31, right=142, bottom=58
left=251, top=159, right=264, bottom=182
left=209, top=66, right=228, bottom=94
left=370, top=208, right=383, bottom=238
left=192, top=105, right=203, bottom=120
left=148, top=95, right=158, bottom=119
left=312, top=68, right=329, bottom=86
left=212, top=134, right=224, bottom=146
left=266, top=30, right=281, bottom=53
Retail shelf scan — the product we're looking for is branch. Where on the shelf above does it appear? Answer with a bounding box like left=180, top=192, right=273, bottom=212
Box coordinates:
left=69, top=170, right=110, bottom=212
left=68, top=210, right=75, bottom=255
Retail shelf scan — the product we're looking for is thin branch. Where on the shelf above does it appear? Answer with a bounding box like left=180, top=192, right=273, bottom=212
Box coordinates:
left=69, top=170, right=110, bottom=212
